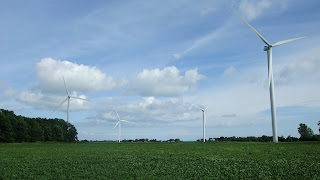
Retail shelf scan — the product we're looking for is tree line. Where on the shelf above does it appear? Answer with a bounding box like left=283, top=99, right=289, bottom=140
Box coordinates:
left=0, top=109, right=78, bottom=143
left=203, top=123, right=320, bottom=142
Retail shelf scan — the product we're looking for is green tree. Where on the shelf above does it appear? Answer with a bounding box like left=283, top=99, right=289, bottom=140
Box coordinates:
left=53, top=125, right=64, bottom=141
left=0, top=113, right=14, bottom=142
left=67, top=123, right=78, bottom=142
left=28, top=119, right=44, bottom=142
left=16, top=116, right=30, bottom=142
left=43, top=124, right=53, bottom=141
left=298, top=123, right=314, bottom=141
left=0, top=109, right=78, bottom=143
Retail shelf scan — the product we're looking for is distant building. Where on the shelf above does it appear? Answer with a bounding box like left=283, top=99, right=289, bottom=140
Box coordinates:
left=208, top=138, right=215, bottom=141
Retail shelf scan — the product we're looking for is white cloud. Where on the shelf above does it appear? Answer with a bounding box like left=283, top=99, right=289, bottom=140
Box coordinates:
left=277, top=58, right=320, bottom=84
left=18, top=90, right=91, bottom=111
left=173, top=53, right=181, bottom=59
left=35, top=58, right=125, bottom=93
left=88, top=96, right=200, bottom=128
left=238, top=0, right=272, bottom=20
left=201, top=7, right=216, bottom=17
left=139, top=97, right=155, bottom=108
left=173, top=25, right=227, bottom=59
left=4, top=87, right=15, bottom=98
left=129, top=66, right=205, bottom=97
left=102, top=112, right=117, bottom=120
left=222, top=66, right=236, bottom=77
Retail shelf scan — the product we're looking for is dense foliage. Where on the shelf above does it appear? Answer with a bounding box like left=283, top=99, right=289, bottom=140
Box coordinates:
left=211, top=135, right=300, bottom=142
left=0, top=142, right=319, bottom=179
left=298, top=123, right=315, bottom=141
left=0, top=109, right=77, bottom=142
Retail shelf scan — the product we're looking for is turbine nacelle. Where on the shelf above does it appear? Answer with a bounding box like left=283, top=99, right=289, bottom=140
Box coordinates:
left=264, top=46, right=271, bottom=51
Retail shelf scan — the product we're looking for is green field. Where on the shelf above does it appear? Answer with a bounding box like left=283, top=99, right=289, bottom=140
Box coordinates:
left=1, top=142, right=319, bottom=179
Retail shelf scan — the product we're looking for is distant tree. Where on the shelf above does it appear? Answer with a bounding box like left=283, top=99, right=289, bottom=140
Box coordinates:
left=67, top=123, right=78, bottom=142
left=0, top=109, right=78, bottom=143
left=278, top=136, right=286, bottom=142
left=175, top=139, right=181, bottom=142
left=0, top=112, right=14, bottom=142
left=15, top=116, right=30, bottom=142
left=247, top=136, right=258, bottom=142
left=28, top=119, right=44, bottom=142
left=257, top=135, right=272, bottom=142
left=53, top=125, right=64, bottom=141
left=43, top=124, right=53, bottom=141
left=318, top=121, right=320, bottom=133
left=298, top=123, right=314, bottom=141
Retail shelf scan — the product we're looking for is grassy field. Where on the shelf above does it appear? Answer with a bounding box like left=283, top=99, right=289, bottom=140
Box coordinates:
left=0, top=142, right=319, bottom=179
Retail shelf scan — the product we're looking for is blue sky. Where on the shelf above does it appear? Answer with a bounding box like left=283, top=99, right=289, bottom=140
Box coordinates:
left=1, top=0, right=319, bottom=141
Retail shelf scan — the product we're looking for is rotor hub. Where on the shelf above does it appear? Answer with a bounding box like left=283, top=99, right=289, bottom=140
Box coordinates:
left=264, top=46, right=271, bottom=51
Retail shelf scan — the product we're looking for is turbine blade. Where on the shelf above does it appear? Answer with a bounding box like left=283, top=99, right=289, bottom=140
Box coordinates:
left=121, top=120, right=135, bottom=124
left=204, top=107, right=208, bottom=111
left=62, top=75, right=69, bottom=96
left=192, top=104, right=203, bottom=111
left=52, top=97, right=68, bottom=112
left=113, top=121, right=120, bottom=129
left=272, top=37, right=305, bottom=47
left=115, top=109, right=121, bottom=121
left=237, top=14, right=271, bottom=46
left=70, top=96, right=90, bottom=102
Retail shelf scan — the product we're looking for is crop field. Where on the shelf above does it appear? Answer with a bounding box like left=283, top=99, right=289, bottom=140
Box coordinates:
left=0, top=142, right=319, bottom=179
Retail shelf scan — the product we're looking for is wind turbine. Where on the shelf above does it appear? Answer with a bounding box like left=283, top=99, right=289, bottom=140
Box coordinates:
left=238, top=15, right=305, bottom=143
left=113, top=109, right=132, bottom=143
left=192, top=104, right=208, bottom=142
left=53, top=75, right=89, bottom=123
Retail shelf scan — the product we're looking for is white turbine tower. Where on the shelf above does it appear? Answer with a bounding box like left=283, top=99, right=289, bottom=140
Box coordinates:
left=54, top=75, right=89, bottom=123
left=113, top=109, right=132, bottom=143
left=192, top=104, right=208, bottom=142
left=238, top=15, right=305, bottom=143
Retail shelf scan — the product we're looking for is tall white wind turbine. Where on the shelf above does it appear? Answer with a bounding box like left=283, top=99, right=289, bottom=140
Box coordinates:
left=192, top=104, right=208, bottom=142
left=53, top=75, right=89, bottom=123
left=238, top=15, right=305, bottom=143
left=113, top=109, right=132, bottom=143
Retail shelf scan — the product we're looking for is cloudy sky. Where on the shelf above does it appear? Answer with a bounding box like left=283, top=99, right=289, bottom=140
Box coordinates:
left=1, top=0, right=319, bottom=141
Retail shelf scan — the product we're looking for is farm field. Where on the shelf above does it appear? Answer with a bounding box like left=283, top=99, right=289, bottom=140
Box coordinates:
left=0, top=142, right=319, bottom=179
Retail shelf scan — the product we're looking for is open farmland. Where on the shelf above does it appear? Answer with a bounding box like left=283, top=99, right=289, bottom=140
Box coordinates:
left=0, top=142, right=319, bottom=179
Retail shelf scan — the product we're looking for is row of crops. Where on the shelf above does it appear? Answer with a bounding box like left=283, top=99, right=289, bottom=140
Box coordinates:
left=0, top=142, right=319, bottom=179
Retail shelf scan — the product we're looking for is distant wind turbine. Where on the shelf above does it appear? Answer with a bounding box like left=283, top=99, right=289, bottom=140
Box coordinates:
left=238, top=15, right=305, bottom=143
left=53, top=75, right=89, bottom=123
left=113, top=109, right=133, bottom=143
left=192, top=104, right=208, bottom=142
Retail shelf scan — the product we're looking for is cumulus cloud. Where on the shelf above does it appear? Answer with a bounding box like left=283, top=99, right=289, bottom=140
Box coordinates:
left=88, top=96, right=202, bottom=128
left=35, top=58, right=125, bottom=93
left=238, top=0, right=272, bottom=20
left=128, top=66, right=205, bottom=96
left=277, top=58, right=320, bottom=84
left=18, top=90, right=91, bottom=111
